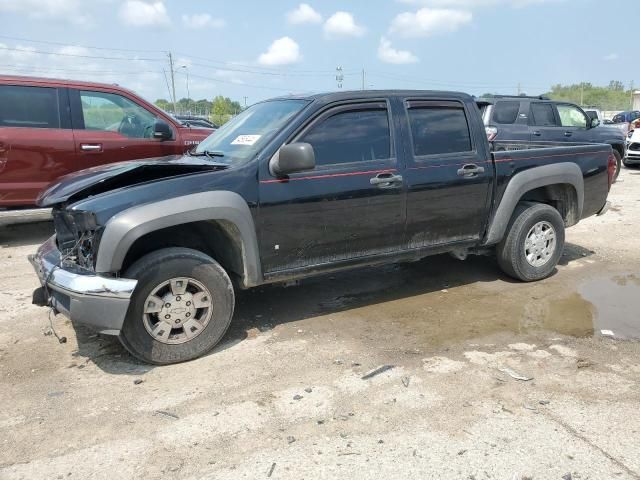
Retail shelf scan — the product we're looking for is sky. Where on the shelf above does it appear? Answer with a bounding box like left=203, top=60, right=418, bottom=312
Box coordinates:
left=0, top=0, right=638, bottom=106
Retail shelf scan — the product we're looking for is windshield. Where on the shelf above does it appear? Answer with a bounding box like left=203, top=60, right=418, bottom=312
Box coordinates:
left=194, top=99, right=309, bottom=164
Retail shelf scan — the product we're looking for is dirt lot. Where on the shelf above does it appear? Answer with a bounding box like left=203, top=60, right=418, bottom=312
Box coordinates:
left=1, top=169, right=640, bottom=480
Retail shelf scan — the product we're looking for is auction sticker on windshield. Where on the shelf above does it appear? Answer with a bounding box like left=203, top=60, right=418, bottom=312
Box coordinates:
left=231, top=135, right=261, bottom=146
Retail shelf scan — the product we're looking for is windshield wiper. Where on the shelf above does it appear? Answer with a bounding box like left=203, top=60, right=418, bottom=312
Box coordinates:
left=188, top=149, right=225, bottom=159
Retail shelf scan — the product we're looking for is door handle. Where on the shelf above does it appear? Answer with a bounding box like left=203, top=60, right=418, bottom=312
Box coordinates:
left=457, top=164, right=485, bottom=177
left=370, top=172, right=403, bottom=187
left=564, top=131, right=573, bottom=137
left=532, top=131, right=542, bottom=136
left=80, top=143, right=103, bottom=152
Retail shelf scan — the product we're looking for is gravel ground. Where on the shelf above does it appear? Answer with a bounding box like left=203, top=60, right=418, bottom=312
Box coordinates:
left=1, top=167, right=640, bottom=480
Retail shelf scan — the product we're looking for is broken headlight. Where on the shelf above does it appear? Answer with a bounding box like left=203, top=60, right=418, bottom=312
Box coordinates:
left=53, top=209, right=102, bottom=270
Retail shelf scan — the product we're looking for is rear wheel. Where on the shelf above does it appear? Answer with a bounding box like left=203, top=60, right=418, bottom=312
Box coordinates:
left=612, top=150, right=622, bottom=182
left=119, top=247, right=235, bottom=364
left=496, top=203, right=565, bottom=282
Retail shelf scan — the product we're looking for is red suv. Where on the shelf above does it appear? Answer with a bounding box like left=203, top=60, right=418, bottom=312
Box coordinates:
left=0, top=75, right=213, bottom=208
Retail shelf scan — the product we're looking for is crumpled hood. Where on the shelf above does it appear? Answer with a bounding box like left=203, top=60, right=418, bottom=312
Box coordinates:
left=37, top=155, right=226, bottom=207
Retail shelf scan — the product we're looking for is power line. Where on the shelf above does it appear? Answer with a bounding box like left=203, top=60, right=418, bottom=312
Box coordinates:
left=0, top=34, right=163, bottom=53
left=181, top=70, right=305, bottom=93
left=0, top=64, right=159, bottom=75
left=174, top=51, right=359, bottom=75
left=0, top=45, right=164, bottom=62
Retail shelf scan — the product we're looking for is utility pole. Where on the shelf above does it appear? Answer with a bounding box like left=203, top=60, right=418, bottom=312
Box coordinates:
left=361, top=68, right=365, bottom=90
left=243, top=96, right=248, bottom=109
left=631, top=80, right=635, bottom=109
left=167, top=52, right=177, bottom=114
left=580, top=83, right=584, bottom=106
left=517, top=82, right=521, bottom=96
left=336, top=66, right=343, bottom=89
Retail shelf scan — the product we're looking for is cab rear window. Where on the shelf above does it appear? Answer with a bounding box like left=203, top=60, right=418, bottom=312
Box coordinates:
left=0, top=85, right=60, bottom=128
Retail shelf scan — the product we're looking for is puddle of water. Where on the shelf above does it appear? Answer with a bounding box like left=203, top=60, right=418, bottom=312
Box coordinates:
left=233, top=256, right=640, bottom=350
left=579, top=274, right=640, bottom=340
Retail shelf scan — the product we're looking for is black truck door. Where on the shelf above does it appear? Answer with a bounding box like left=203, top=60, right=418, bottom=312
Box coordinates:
left=257, top=100, right=406, bottom=276
left=401, top=99, right=493, bottom=249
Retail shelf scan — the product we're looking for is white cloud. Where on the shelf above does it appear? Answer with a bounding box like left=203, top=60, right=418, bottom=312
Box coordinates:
left=0, top=0, right=92, bottom=25
left=603, top=53, right=619, bottom=61
left=181, top=13, right=224, bottom=29
left=389, top=8, right=472, bottom=37
left=119, top=1, right=170, bottom=27
left=323, top=11, right=365, bottom=37
left=258, top=37, right=301, bottom=66
left=378, top=37, right=419, bottom=64
left=0, top=43, right=37, bottom=61
left=287, top=3, right=322, bottom=24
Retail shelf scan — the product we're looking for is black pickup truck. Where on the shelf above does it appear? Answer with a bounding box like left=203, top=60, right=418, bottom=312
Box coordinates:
left=29, top=90, right=615, bottom=364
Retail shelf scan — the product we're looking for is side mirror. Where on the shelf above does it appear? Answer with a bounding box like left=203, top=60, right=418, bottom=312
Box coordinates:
left=269, top=143, right=316, bottom=177
left=153, top=120, right=173, bottom=140
left=590, top=118, right=600, bottom=128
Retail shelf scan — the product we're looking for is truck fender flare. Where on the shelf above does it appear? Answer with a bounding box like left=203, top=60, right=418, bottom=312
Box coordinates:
left=483, top=162, right=584, bottom=246
left=95, top=191, right=262, bottom=286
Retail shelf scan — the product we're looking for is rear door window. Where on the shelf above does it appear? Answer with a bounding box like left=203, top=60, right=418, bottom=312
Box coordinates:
left=530, top=103, right=558, bottom=126
left=492, top=101, right=520, bottom=124
left=407, top=104, right=472, bottom=156
left=0, top=85, right=60, bottom=128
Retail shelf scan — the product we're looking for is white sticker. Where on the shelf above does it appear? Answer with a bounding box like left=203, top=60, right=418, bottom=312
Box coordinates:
left=231, top=134, right=261, bottom=146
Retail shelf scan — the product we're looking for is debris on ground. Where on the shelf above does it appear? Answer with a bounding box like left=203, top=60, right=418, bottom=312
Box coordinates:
left=576, top=358, right=594, bottom=369
left=267, top=462, right=276, bottom=477
left=562, top=473, right=572, bottom=480
left=287, top=436, right=296, bottom=444
left=154, top=410, right=179, bottom=420
left=539, top=400, right=551, bottom=405
left=601, top=329, right=615, bottom=338
left=497, top=367, right=533, bottom=381
left=304, top=387, right=312, bottom=393
left=361, top=365, right=395, bottom=380
left=133, top=379, right=143, bottom=385
left=401, top=376, right=410, bottom=387
left=293, top=394, right=303, bottom=401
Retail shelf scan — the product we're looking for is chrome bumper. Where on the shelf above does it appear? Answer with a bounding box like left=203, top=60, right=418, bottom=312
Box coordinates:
left=28, top=235, right=137, bottom=335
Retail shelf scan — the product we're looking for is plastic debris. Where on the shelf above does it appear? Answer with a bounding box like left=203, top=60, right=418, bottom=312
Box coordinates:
left=498, top=367, right=533, bottom=381
left=601, top=329, right=615, bottom=337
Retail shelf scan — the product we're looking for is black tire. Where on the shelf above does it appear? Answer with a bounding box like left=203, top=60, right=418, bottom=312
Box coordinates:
left=612, top=150, right=622, bottom=182
left=496, top=203, right=565, bottom=282
left=119, top=247, right=235, bottom=365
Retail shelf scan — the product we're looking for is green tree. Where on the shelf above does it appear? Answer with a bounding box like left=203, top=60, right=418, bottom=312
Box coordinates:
left=154, top=98, right=172, bottom=113
left=543, top=81, right=633, bottom=111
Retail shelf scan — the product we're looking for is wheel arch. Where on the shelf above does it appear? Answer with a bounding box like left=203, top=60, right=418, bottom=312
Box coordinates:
left=95, top=191, right=262, bottom=288
left=483, top=162, right=583, bottom=246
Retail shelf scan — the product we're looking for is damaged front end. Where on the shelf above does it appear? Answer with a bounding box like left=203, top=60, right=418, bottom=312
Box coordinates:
left=52, top=208, right=102, bottom=271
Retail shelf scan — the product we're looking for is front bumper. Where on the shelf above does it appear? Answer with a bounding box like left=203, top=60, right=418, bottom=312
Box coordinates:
left=28, top=236, right=137, bottom=335
left=625, top=149, right=640, bottom=164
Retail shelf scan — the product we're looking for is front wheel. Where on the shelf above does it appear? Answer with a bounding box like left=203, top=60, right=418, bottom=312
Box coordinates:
left=496, top=203, right=565, bottom=282
left=120, top=248, right=235, bottom=364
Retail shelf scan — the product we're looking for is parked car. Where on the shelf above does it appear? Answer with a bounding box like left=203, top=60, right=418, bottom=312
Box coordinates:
left=30, top=90, right=614, bottom=364
left=611, top=110, right=640, bottom=135
left=626, top=128, right=640, bottom=166
left=479, top=95, right=626, bottom=181
left=583, top=108, right=603, bottom=123
left=0, top=75, right=213, bottom=208
left=174, top=115, right=218, bottom=130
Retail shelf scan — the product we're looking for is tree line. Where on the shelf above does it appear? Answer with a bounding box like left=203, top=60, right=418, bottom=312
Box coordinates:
left=484, top=81, right=635, bottom=111
left=154, top=96, right=244, bottom=125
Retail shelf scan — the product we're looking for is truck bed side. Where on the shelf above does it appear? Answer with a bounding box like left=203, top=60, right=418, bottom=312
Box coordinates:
left=484, top=143, right=611, bottom=245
